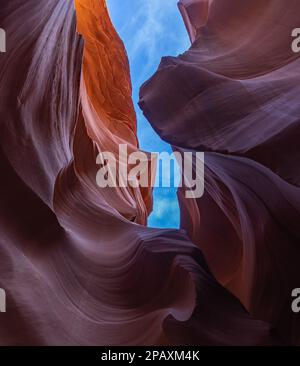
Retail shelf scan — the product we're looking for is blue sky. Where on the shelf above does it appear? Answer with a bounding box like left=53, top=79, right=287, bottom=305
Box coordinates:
left=106, top=0, right=190, bottom=228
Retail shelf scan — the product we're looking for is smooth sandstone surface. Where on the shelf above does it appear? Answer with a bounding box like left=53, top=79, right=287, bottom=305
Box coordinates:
left=140, top=0, right=300, bottom=345
left=0, top=0, right=298, bottom=345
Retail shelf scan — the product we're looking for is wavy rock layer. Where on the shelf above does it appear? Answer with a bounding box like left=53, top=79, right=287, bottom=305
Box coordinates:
left=140, top=0, right=300, bottom=345
left=0, top=0, right=289, bottom=345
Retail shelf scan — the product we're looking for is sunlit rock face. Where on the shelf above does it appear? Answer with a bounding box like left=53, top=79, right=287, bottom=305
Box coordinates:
left=75, top=0, right=137, bottom=143
left=140, top=0, right=300, bottom=345
left=0, top=0, right=287, bottom=346
left=74, top=0, right=153, bottom=223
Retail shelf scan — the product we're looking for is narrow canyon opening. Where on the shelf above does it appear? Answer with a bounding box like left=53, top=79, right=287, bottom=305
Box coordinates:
left=106, top=0, right=190, bottom=228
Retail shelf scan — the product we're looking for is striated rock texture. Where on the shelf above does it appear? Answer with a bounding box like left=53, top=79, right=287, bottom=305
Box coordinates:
left=140, top=0, right=300, bottom=345
left=0, top=0, right=292, bottom=346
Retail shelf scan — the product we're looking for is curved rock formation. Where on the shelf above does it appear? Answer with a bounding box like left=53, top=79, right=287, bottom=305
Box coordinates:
left=0, top=0, right=288, bottom=345
left=140, top=0, right=300, bottom=345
